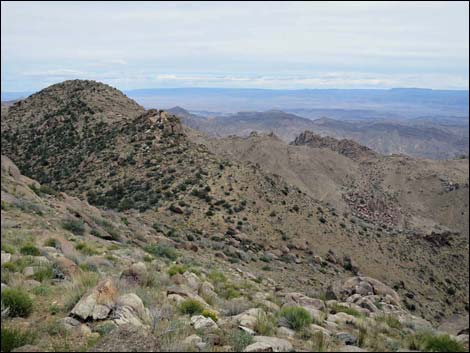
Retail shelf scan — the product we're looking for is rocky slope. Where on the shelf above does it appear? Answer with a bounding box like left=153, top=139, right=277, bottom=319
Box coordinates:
left=199, top=131, right=469, bottom=236
left=2, top=155, right=468, bottom=352
left=1, top=80, right=469, bottom=352
left=291, top=131, right=378, bottom=161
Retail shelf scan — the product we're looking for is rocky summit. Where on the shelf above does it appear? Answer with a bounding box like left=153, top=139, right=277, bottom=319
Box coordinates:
left=1, top=80, right=468, bottom=353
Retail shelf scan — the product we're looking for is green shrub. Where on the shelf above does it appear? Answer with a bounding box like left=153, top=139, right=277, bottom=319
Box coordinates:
left=202, top=309, right=218, bottom=322
left=44, top=238, right=59, bottom=248
left=278, top=306, right=312, bottom=331
left=62, top=218, right=85, bottom=235
left=31, top=284, right=51, bottom=296
left=33, top=264, right=54, bottom=282
left=222, top=287, right=241, bottom=300
left=79, top=263, right=99, bottom=272
left=94, top=322, right=117, bottom=336
left=75, top=242, right=100, bottom=255
left=1, top=326, right=35, bottom=352
left=229, top=330, right=254, bottom=352
left=412, top=332, right=466, bottom=352
left=48, top=304, right=60, bottom=315
left=19, top=244, right=40, bottom=256
left=255, top=311, right=276, bottom=335
left=144, top=244, right=178, bottom=261
left=1, top=288, right=33, bottom=317
left=168, top=264, right=187, bottom=277
left=179, top=299, right=204, bottom=316
left=208, top=271, right=226, bottom=283
left=39, top=184, right=58, bottom=196
left=1, top=244, right=16, bottom=254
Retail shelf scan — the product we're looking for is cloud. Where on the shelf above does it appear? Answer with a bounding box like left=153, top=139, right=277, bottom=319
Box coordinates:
left=1, top=1, right=468, bottom=91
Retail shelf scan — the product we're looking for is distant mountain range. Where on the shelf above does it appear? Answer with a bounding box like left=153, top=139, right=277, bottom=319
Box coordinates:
left=168, top=107, right=469, bottom=160
left=3, top=87, right=468, bottom=118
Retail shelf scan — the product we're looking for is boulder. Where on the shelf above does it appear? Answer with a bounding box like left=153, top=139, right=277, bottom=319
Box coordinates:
left=183, top=271, right=201, bottom=292
left=59, top=317, right=81, bottom=331
left=114, top=293, right=150, bottom=327
left=311, top=324, right=332, bottom=336
left=23, top=279, right=41, bottom=289
left=23, top=266, right=35, bottom=277
left=1, top=252, right=12, bottom=264
left=168, top=294, right=186, bottom=305
left=199, top=281, right=217, bottom=299
left=330, top=276, right=400, bottom=305
left=336, top=332, right=358, bottom=345
left=243, top=342, right=274, bottom=352
left=54, top=257, right=78, bottom=277
left=327, top=312, right=359, bottom=326
left=259, top=300, right=280, bottom=313
left=190, top=315, right=218, bottom=331
left=71, top=279, right=117, bottom=320
left=250, top=336, right=293, bottom=352
left=284, top=292, right=326, bottom=310
left=183, top=334, right=204, bottom=350
left=276, top=326, right=295, bottom=338
left=232, top=308, right=263, bottom=329
left=166, top=285, right=209, bottom=306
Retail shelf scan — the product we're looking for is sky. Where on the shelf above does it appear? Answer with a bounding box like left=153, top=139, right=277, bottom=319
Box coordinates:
left=1, top=1, right=469, bottom=92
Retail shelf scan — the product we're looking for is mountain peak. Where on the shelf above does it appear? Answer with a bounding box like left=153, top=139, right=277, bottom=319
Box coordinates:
left=291, top=130, right=378, bottom=160
left=3, top=79, right=144, bottom=130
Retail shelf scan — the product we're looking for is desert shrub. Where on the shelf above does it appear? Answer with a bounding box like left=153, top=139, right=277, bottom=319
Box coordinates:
left=75, top=242, right=99, bottom=255
left=330, top=304, right=363, bottom=318
left=44, top=238, right=59, bottom=248
left=62, top=218, right=85, bottom=235
left=228, top=329, right=254, bottom=351
left=376, top=314, right=402, bottom=330
left=221, top=299, right=252, bottom=316
left=92, top=217, right=121, bottom=241
left=1, top=244, right=16, bottom=254
left=168, top=264, right=187, bottom=277
left=309, top=331, right=330, bottom=352
left=202, top=309, right=218, bottom=322
left=1, top=288, right=33, bottom=317
left=12, top=199, right=43, bottom=215
left=255, top=311, right=276, bottom=336
left=19, top=244, right=40, bottom=256
left=79, top=263, right=99, bottom=272
left=278, top=306, right=312, bottom=331
left=31, top=284, right=51, bottom=296
left=94, top=322, right=117, bottom=336
left=215, top=280, right=241, bottom=300
left=144, top=244, right=178, bottom=261
left=39, top=184, right=58, bottom=196
left=48, top=304, right=60, bottom=315
left=410, top=332, right=466, bottom=352
left=179, top=299, right=204, bottom=316
left=208, top=271, right=226, bottom=283
left=1, top=326, right=35, bottom=352
left=33, top=264, right=54, bottom=282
